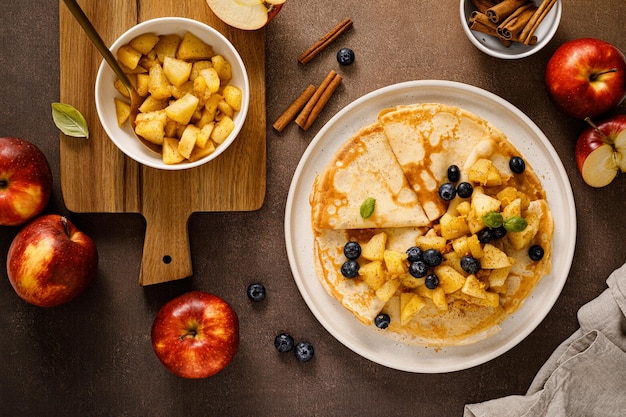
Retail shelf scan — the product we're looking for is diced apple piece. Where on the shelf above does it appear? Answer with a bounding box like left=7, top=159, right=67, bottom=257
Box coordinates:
left=223, top=85, right=243, bottom=112
left=188, top=141, right=216, bottom=162
left=400, top=293, right=426, bottom=326
left=507, top=211, right=540, bottom=250
left=129, top=33, right=160, bottom=54
left=383, top=250, right=408, bottom=277
left=139, top=50, right=159, bottom=71
left=488, top=266, right=511, bottom=289
left=138, top=95, right=168, bottom=113
left=358, top=260, right=386, bottom=290
left=416, top=285, right=434, bottom=299
left=467, top=158, right=492, bottom=185
left=434, top=265, right=466, bottom=294
left=211, top=115, right=235, bottom=144
left=154, top=34, right=182, bottom=63
left=195, top=122, right=214, bottom=148
left=431, top=287, right=448, bottom=311
left=465, top=291, right=500, bottom=308
left=452, top=236, right=470, bottom=256
left=443, top=251, right=466, bottom=275
left=199, top=68, right=221, bottom=95
left=135, top=120, right=165, bottom=145
left=456, top=201, right=471, bottom=216
left=166, top=93, right=200, bottom=125
left=497, top=187, right=519, bottom=207
left=375, top=279, right=401, bottom=302
left=114, top=98, right=130, bottom=126
left=178, top=125, right=199, bottom=159
left=163, top=56, right=193, bottom=87
left=502, top=198, right=522, bottom=219
left=467, top=234, right=484, bottom=259
left=148, top=63, right=172, bottom=100
left=211, top=55, right=232, bottom=84
left=461, top=274, right=487, bottom=299
left=162, top=137, right=185, bottom=164
left=401, top=274, right=425, bottom=289
left=485, top=164, right=502, bottom=186
left=217, top=99, right=235, bottom=119
left=114, top=79, right=131, bottom=98
left=177, top=32, right=214, bottom=61
left=415, top=235, right=447, bottom=252
left=117, top=45, right=142, bottom=70
left=190, top=60, right=213, bottom=81
left=170, top=80, right=194, bottom=100
left=467, top=189, right=501, bottom=233
left=361, top=232, right=388, bottom=261
left=440, top=212, right=470, bottom=240
left=136, top=73, right=150, bottom=97
left=481, top=244, right=513, bottom=269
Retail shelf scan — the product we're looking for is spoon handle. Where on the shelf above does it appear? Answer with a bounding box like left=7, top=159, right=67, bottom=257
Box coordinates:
left=61, top=0, right=133, bottom=89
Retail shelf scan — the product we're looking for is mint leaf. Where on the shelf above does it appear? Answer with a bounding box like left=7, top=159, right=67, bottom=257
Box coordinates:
left=51, top=102, right=89, bottom=139
left=481, top=212, right=503, bottom=228
left=360, top=197, right=376, bottom=219
left=503, top=216, right=528, bottom=232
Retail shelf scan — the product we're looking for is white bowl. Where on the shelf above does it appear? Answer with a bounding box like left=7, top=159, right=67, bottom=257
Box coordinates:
left=95, top=17, right=249, bottom=170
left=460, top=0, right=561, bottom=59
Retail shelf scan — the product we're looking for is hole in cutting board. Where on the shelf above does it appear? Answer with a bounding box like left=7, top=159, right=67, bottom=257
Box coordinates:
left=162, top=255, right=172, bottom=264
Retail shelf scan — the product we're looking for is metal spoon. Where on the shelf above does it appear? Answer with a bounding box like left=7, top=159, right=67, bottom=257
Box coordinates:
left=61, top=0, right=149, bottom=150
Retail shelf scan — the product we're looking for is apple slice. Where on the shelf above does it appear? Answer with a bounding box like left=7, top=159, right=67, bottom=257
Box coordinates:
left=576, top=115, right=626, bottom=187
left=206, top=0, right=286, bottom=30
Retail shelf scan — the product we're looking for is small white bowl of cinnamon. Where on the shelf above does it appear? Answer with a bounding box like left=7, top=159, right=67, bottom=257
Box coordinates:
left=460, top=0, right=561, bottom=59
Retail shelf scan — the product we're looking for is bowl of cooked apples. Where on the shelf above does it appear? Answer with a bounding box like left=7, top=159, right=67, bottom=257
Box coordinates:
left=95, top=17, right=249, bottom=170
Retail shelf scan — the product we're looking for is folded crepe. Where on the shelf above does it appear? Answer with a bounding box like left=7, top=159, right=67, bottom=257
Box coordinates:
left=310, top=122, right=430, bottom=230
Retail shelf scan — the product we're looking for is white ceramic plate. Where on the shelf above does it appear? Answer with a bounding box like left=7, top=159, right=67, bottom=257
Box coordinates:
left=285, top=80, right=576, bottom=373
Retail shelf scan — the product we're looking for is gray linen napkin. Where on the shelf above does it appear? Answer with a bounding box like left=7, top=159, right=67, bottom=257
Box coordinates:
left=464, top=262, right=626, bottom=417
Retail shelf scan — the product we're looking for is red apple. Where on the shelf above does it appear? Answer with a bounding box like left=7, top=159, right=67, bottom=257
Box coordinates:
left=205, top=0, right=285, bottom=30
left=0, top=137, right=53, bottom=226
left=575, top=114, right=626, bottom=187
left=545, top=38, right=626, bottom=119
left=6, top=214, right=98, bottom=307
left=151, top=290, right=239, bottom=379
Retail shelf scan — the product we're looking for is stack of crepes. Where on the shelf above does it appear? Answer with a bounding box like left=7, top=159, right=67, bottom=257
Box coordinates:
left=310, top=103, right=554, bottom=346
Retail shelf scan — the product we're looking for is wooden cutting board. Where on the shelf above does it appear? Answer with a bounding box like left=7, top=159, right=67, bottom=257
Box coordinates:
left=58, top=0, right=266, bottom=285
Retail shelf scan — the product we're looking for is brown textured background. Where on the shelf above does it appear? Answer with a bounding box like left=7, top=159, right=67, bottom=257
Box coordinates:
left=1, top=1, right=625, bottom=416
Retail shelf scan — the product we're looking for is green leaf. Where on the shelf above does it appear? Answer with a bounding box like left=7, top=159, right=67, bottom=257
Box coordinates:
left=51, top=102, right=89, bottom=139
left=360, top=197, right=376, bottom=219
left=481, top=212, right=503, bottom=228
left=503, top=216, right=528, bottom=232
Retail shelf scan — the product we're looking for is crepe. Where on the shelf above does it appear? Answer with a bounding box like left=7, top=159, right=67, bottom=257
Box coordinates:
left=310, top=122, right=430, bottom=230
left=310, top=103, right=554, bottom=347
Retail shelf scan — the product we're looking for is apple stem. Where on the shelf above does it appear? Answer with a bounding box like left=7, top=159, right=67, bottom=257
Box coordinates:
left=60, top=216, right=71, bottom=237
left=590, top=68, right=618, bottom=81
left=584, top=117, right=612, bottom=144
left=179, top=330, right=197, bottom=341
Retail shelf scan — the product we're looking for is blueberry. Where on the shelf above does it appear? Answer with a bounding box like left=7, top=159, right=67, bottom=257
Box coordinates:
left=456, top=182, right=473, bottom=199
left=528, top=245, right=544, bottom=261
left=294, top=341, right=315, bottom=362
left=425, top=273, right=439, bottom=289
left=341, top=259, right=360, bottom=278
left=374, top=313, right=391, bottom=329
left=247, top=283, right=266, bottom=302
left=477, top=228, right=493, bottom=243
left=438, top=182, right=457, bottom=201
left=343, top=241, right=361, bottom=260
left=406, top=246, right=423, bottom=262
left=336, top=47, right=355, bottom=65
left=447, top=165, right=461, bottom=182
left=509, top=156, right=526, bottom=174
left=460, top=256, right=481, bottom=274
left=492, top=225, right=507, bottom=240
left=423, top=248, right=443, bottom=267
left=274, top=333, right=295, bottom=353
left=409, top=260, right=428, bottom=278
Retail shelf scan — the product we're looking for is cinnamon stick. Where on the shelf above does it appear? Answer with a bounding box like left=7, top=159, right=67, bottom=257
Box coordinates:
left=295, top=70, right=338, bottom=128
left=497, top=2, right=536, bottom=40
left=519, top=0, right=557, bottom=45
left=486, top=0, right=529, bottom=23
left=302, top=73, right=342, bottom=131
left=298, top=18, right=353, bottom=65
left=468, top=12, right=513, bottom=47
left=272, top=84, right=316, bottom=132
left=471, top=0, right=500, bottom=14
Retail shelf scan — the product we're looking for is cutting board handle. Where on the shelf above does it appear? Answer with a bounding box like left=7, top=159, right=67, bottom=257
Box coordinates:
left=139, top=211, right=192, bottom=286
